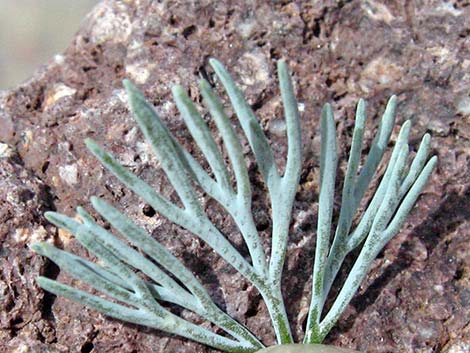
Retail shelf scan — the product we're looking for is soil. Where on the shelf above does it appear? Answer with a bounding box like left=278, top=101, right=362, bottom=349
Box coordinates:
left=0, top=1, right=469, bottom=353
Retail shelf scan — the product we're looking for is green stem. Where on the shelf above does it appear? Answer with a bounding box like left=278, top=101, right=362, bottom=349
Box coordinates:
left=259, top=284, right=293, bottom=344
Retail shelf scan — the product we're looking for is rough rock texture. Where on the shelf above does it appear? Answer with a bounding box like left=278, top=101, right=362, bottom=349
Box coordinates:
left=1, top=1, right=469, bottom=352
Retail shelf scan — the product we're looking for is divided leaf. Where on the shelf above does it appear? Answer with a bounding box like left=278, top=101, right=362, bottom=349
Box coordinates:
left=32, top=60, right=436, bottom=352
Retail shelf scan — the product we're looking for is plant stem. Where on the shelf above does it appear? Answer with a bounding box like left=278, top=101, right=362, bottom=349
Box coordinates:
left=259, top=284, right=293, bottom=344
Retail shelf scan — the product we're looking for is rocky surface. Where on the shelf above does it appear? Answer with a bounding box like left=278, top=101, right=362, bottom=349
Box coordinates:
left=1, top=1, right=469, bottom=352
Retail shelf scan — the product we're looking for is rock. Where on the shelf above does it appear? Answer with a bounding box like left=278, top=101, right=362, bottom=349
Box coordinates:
left=0, top=1, right=469, bottom=352
left=258, top=344, right=361, bottom=353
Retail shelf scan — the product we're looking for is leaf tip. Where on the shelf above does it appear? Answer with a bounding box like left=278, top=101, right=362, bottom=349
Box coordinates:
left=29, top=242, right=44, bottom=254
left=208, top=57, right=220, bottom=67
left=84, top=138, right=98, bottom=152
left=44, top=211, right=57, bottom=223
left=122, top=79, right=135, bottom=92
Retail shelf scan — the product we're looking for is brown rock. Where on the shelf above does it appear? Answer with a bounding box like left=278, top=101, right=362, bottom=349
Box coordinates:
left=1, top=1, right=469, bottom=352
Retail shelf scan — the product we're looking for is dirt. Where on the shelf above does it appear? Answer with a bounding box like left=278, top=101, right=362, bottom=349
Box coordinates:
left=0, top=1, right=469, bottom=352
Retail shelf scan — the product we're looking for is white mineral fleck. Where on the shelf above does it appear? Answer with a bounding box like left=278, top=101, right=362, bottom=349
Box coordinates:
left=125, top=62, right=155, bottom=84
left=90, top=2, right=132, bottom=44
left=44, top=84, right=77, bottom=108
left=0, top=143, right=14, bottom=158
left=59, top=164, right=79, bottom=185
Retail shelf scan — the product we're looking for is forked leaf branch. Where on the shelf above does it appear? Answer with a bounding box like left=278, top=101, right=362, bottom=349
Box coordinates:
left=32, top=59, right=436, bottom=352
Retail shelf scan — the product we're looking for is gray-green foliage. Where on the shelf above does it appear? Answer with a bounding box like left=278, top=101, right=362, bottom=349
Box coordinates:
left=31, top=59, right=436, bottom=352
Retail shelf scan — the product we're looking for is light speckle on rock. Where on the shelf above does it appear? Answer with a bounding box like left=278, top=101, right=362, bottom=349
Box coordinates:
left=13, top=228, right=30, bottom=243
left=456, top=94, right=470, bottom=115
left=44, top=83, right=77, bottom=109
left=125, top=62, right=156, bottom=84
left=361, top=0, right=395, bottom=24
left=58, top=164, right=79, bottom=185
left=160, top=100, right=175, bottom=115
left=443, top=342, right=470, bottom=353
left=238, top=51, right=270, bottom=86
left=114, top=88, right=128, bottom=104
left=269, top=118, right=287, bottom=137
left=13, top=226, right=48, bottom=244
left=20, top=130, right=33, bottom=150
left=135, top=141, right=154, bottom=164
left=124, top=126, right=139, bottom=143
left=237, top=17, right=258, bottom=39
left=360, top=57, right=403, bottom=93
left=58, top=228, right=73, bottom=245
left=90, top=2, right=132, bottom=44
left=427, top=46, right=451, bottom=64
left=12, top=343, right=29, bottom=353
left=0, top=143, right=14, bottom=158
left=435, top=2, right=463, bottom=17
